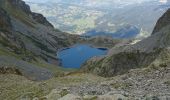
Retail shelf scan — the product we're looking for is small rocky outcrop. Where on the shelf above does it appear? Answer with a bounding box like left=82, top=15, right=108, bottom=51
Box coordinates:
left=32, top=12, right=54, bottom=28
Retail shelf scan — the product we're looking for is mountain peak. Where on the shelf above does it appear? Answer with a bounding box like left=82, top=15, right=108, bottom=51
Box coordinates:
left=8, top=0, right=32, bottom=14
left=32, top=12, right=54, bottom=28
left=152, top=8, right=170, bottom=34
left=4, top=0, right=54, bottom=28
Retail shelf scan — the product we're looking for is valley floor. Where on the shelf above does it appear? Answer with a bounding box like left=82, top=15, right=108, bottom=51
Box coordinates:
left=0, top=63, right=170, bottom=100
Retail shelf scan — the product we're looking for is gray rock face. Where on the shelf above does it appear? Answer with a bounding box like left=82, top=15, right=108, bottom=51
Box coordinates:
left=152, top=9, right=170, bottom=34
left=6, top=0, right=54, bottom=28
left=0, top=8, right=12, bottom=31
left=32, top=12, right=54, bottom=28
left=83, top=51, right=159, bottom=77
left=0, top=56, right=53, bottom=81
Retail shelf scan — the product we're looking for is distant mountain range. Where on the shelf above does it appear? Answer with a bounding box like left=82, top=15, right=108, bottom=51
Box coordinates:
left=24, top=0, right=170, bottom=38
left=83, top=25, right=140, bottom=38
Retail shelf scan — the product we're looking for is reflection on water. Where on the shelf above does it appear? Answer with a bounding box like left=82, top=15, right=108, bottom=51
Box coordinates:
left=57, top=44, right=108, bottom=68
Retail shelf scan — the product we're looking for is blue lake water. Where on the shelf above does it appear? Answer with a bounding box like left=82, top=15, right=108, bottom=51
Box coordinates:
left=57, top=44, right=108, bottom=68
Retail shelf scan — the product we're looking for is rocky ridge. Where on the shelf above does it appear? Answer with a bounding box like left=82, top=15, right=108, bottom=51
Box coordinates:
left=82, top=8, right=170, bottom=77
left=152, top=9, right=170, bottom=34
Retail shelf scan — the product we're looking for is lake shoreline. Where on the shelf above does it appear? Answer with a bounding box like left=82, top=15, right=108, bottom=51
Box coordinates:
left=57, top=44, right=108, bottom=68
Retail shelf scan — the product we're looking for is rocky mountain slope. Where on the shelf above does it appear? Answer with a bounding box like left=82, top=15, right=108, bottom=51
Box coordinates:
left=153, top=9, right=170, bottom=34
left=82, top=8, right=170, bottom=77
left=0, top=0, right=81, bottom=80
left=0, top=0, right=118, bottom=80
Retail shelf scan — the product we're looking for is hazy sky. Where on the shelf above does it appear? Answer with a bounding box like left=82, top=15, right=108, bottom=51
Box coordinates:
left=23, top=0, right=50, bottom=3
left=23, top=0, right=167, bottom=4
left=23, top=0, right=150, bottom=3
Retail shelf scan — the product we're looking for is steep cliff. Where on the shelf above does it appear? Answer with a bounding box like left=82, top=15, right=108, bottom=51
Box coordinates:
left=32, top=12, right=54, bottom=28
left=152, top=9, right=170, bottom=34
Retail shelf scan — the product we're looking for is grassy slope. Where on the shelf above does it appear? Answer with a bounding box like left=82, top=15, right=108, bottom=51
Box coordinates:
left=0, top=73, right=105, bottom=100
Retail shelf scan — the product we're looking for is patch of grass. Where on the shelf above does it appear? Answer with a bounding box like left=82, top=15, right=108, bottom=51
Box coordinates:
left=0, top=75, right=46, bottom=100
left=0, top=72, right=104, bottom=99
left=0, top=47, right=22, bottom=59
left=159, top=63, right=167, bottom=68
left=83, top=96, right=98, bottom=100
left=84, top=96, right=98, bottom=100
left=110, top=82, right=133, bottom=89
left=30, top=58, right=63, bottom=72
left=110, top=82, right=122, bottom=89
left=149, top=64, right=160, bottom=70
left=59, top=89, right=69, bottom=97
left=149, top=62, right=167, bottom=71
left=0, top=33, right=38, bottom=62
